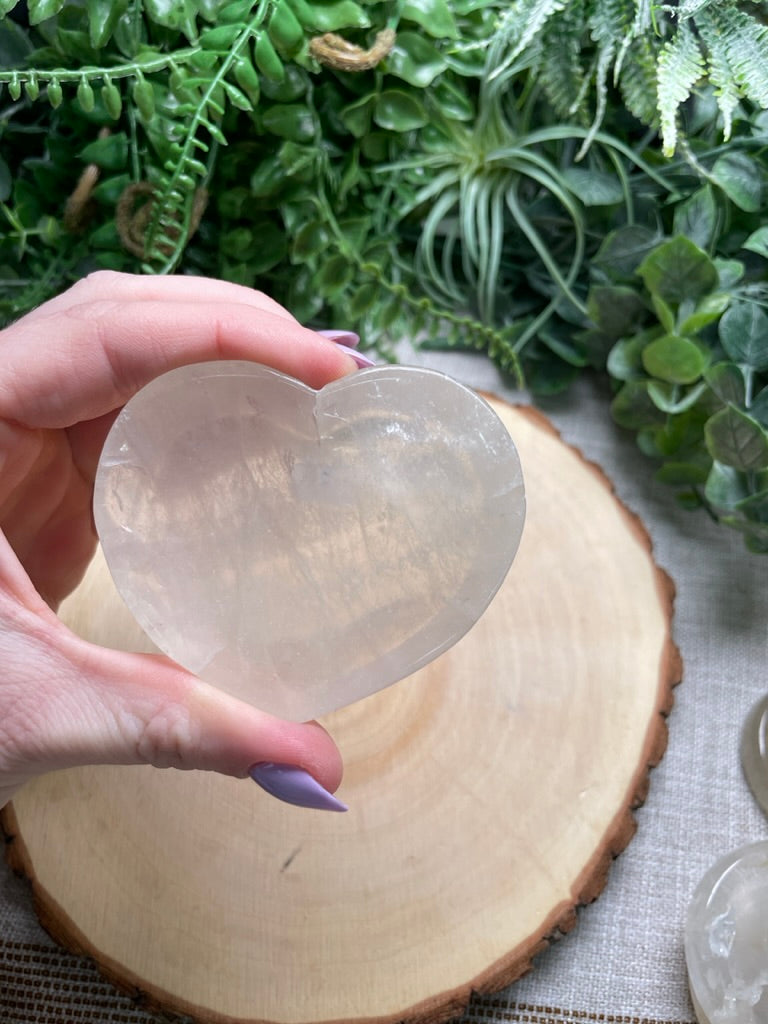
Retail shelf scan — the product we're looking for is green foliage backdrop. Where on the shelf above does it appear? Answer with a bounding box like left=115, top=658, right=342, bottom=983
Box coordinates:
left=0, top=0, right=767, bottom=550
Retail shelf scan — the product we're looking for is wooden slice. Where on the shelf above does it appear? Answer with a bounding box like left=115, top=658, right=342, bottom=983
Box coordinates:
left=2, top=400, right=680, bottom=1024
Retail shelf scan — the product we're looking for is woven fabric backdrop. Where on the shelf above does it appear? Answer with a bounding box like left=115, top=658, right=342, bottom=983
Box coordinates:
left=2, top=345, right=767, bottom=1024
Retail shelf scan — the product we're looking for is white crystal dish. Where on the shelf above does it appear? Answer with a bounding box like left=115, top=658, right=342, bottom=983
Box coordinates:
left=93, top=362, right=525, bottom=720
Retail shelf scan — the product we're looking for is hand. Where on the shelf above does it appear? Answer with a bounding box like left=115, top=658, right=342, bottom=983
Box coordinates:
left=0, top=271, right=358, bottom=812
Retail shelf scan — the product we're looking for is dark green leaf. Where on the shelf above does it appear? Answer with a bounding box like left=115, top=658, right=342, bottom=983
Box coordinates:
left=373, top=90, right=428, bottom=131
left=586, top=285, right=648, bottom=339
left=79, top=132, right=129, bottom=172
left=715, top=259, right=744, bottom=289
left=313, top=254, right=353, bottom=296
left=751, top=387, right=768, bottom=427
left=401, top=0, right=458, bottom=38
left=262, top=103, right=316, bottom=142
left=742, top=226, right=768, bottom=260
left=705, top=406, right=768, bottom=471
left=307, top=0, right=370, bottom=32
left=678, top=292, right=730, bottom=336
left=0, top=18, right=33, bottom=67
left=655, top=461, right=709, bottom=486
left=650, top=292, right=675, bottom=334
left=562, top=168, right=624, bottom=206
left=386, top=32, right=447, bottom=87
left=610, top=380, right=665, bottom=430
left=340, top=94, right=374, bottom=138
left=0, top=157, right=10, bottom=202
left=429, top=77, right=473, bottom=120
left=606, top=329, right=658, bottom=382
left=711, top=151, right=763, bottom=213
left=705, top=461, right=753, bottom=510
left=592, top=225, right=660, bottom=281
left=704, top=362, right=747, bottom=406
left=672, top=186, right=718, bottom=252
left=27, top=0, right=66, bottom=23
left=87, top=0, right=128, bottom=48
left=719, top=301, right=768, bottom=372
left=642, top=334, right=709, bottom=385
left=638, top=236, right=718, bottom=307
left=292, top=221, right=332, bottom=260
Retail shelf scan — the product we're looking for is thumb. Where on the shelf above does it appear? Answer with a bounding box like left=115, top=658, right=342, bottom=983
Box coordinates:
left=0, top=604, right=346, bottom=812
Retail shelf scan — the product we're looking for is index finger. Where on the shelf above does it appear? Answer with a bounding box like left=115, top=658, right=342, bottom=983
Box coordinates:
left=0, top=272, right=358, bottom=429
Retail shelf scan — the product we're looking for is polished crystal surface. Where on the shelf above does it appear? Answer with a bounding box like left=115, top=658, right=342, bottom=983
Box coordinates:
left=94, top=362, right=525, bottom=720
left=741, top=694, right=768, bottom=822
left=685, top=840, right=768, bottom=1024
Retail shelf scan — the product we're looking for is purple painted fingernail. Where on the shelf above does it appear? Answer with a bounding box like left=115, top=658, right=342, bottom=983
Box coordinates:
left=317, top=329, right=360, bottom=349
left=249, top=763, right=348, bottom=812
left=347, top=349, right=377, bottom=369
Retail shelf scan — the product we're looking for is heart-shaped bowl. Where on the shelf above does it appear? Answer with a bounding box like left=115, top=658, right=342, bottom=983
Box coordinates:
left=93, top=362, right=525, bottom=720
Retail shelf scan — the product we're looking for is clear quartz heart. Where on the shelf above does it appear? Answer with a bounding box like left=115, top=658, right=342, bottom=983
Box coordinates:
left=93, top=362, right=525, bottom=720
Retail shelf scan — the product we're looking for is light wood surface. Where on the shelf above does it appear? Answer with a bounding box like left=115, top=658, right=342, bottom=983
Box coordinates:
left=2, top=400, right=680, bottom=1024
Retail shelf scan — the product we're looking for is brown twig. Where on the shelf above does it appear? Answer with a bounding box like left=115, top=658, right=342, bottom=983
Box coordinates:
left=309, top=28, right=396, bottom=71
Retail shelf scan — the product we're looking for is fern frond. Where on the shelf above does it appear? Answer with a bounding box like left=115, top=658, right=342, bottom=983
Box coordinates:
left=657, top=20, right=705, bottom=156
left=539, top=0, right=589, bottom=121
left=704, top=4, right=768, bottom=109
left=484, top=0, right=568, bottom=94
left=576, top=0, right=634, bottom=152
left=618, top=33, right=661, bottom=126
left=614, top=0, right=652, bottom=81
left=696, top=8, right=741, bottom=140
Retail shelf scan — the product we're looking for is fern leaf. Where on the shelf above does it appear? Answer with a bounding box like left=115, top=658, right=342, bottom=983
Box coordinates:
left=614, top=0, right=652, bottom=80
left=705, top=4, right=768, bottom=108
left=672, top=0, right=717, bottom=19
left=657, top=20, right=705, bottom=156
left=539, top=0, right=589, bottom=121
left=486, top=0, right=569, bottom=86
left=618, top=32, right=661, bottom=126
left=696, top=8, right=741, bottom=140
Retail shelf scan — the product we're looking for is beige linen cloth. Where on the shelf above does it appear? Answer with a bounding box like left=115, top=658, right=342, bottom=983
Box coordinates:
left=2, top=346, right=766, bottom=1024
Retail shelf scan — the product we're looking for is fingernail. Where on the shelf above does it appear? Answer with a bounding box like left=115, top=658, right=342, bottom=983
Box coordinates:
left=249, top=763, right=348, bottom=812
left=317, top=329, right=360, bottom=349
left=347, top=349, right=377, bottom=369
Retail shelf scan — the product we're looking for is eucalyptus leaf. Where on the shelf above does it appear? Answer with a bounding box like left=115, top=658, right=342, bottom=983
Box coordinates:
left=742, top=226, right=768, bottom=260
left=638, top=236, right=718, bottom=307
left=586, top=285, right=647, bottom=339
left=715, top=259, right=744, bottom=290
left=642, top=334, right=709, bottom=385
left=592, top=225, right=660, bottom=282
left=705, top=406, right=768, bottom=471
left=610, top=380, right=666, bottom=430
left=655, top=461, right=709, bottom=486
left=711, top=151, right=763, bottom=213
left=562, top=168, right=624, bottom=206
left=704, top=362, right=747, bottom=406
left=719, top=301, right=768, bottom=373
left=751, top=387, right=768, bottom=427
left=672, top=186, right=718, bottom=252
left=705, top=462, right=754, bottom=510
left=678, top=292, right=730, bottom=336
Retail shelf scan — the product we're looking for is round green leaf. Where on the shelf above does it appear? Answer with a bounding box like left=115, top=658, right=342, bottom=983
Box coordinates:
left=401, top=0, right=458, bottom=38
left=641, top=334, right=709, bottom=385
left=261, top=103, right=316, bottom=143
left=373, top=90, right=428, bottom=132
left=711, top=152, right=763, bottom=213
left=704, top=362, right=746, bottom=406
left=638, top=237, right=718, bottom=307
left=719, top=301, right=768, bottom=372
left=705, top=407, right=768, bottom=471
left=307, top=0, right=370, bottom=32
left=386, top=32, right=447, bottom=88
left=742, top=226, right=768, bottom=260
